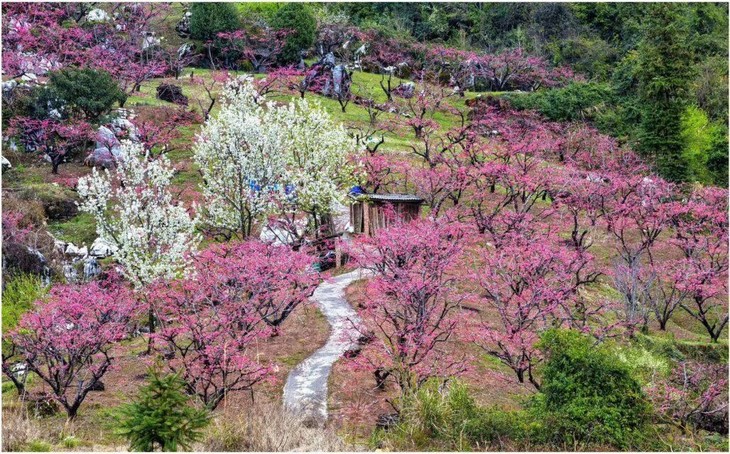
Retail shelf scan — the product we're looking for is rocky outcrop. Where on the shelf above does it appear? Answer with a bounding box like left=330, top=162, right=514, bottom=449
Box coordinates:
left=176, top=10, right=192, bottom=38
left=52, top=235, right=111, bottom=283
left=43, top=198, right=78, bottom=221
left=156, top=83, right=188, bottom=106
left=2, top=243, right=52, bottom=283
left=89, top=238, right=117, bottom=258
left=85, top=110, right=139, bottom=169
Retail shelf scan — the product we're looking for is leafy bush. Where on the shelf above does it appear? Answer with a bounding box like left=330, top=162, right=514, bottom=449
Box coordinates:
left=507, top=82, right=613, bottom=122
left=47, top=68, right=125, bottom=122
left=705, top=123, right=729, bottom=187
left=680, top=105, right=726, bottom=185
left=236, top=2, right=281, bottom=21
left=271, top=2, right=316, bottom=64
left=114, top=370, right=209, bottom=452
left=2, top=273, right=46, bottom=335
left=24, top=440, right=52, bottom=452
left=529, top=329, right=652, bottom=449
left=375, top=380, right=531, bottom=451
left=189, top=2, right=240, bottom=41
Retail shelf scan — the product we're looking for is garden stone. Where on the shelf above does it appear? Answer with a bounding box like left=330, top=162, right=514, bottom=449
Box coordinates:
left=90, top=238, right=117, bottom=257
left=2, top=243, right=51, bottom=279
left=110, top=117, right=139, bottom=142
left=83, top=257, right=102, bottom=281
left=2, top=79, right=17, bottom=92
left=86, top=8, right=111, bottom=22
left=156, top=83, right=188, bottom=106
left=176, top=11, right=192, bottom=38
left=64, top=243, right=88, bottom=257
left=1, top=156, right=11, bottom=173
left=63, top=263, right=79, bottom=283
left=96, top=126, right=121, bottom=155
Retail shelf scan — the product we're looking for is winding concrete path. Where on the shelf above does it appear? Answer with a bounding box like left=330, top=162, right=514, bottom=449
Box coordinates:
left=283, top=268, right=370, bottom=424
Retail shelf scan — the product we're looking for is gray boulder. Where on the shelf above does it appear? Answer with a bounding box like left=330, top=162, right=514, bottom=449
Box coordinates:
left=83, top=257, right=102, bottom=280
left=90, top=238, right=117, bottom=258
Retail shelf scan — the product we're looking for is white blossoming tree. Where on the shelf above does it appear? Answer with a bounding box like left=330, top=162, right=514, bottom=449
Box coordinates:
left=277, top=97, right=359, bottom=240
left=193, top=79, right=358, bottom=242
left=193, top=81, right=287, bottom=240
left=78, top=141, right=200, bottom=343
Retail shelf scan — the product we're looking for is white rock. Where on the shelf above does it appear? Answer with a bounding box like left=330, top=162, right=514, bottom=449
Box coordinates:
left=96, top=126, right=122, bottom=156
left=1, top=156, right=11, bottom=173
left=90, top=237, right=117, bottom=257
left=65, top=243, right=87, bottom=257
left=87, top=8, right=111, bottom=22
left=11, top=363, right=27, bottom=377
left=83, top=257, right=102, bottom=280
left=142, top=34, right=161, bottom=50
left=53, top=239, right=67, bottom=253
left=63, top=263, right=79, bottom=283
left=2, top=79, right=17, bottom=92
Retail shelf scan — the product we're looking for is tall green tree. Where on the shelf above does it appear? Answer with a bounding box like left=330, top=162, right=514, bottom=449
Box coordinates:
left=635, top=4, right=695, bottom=182
left=271, top=2, right=316, bottom=64
left=189, top=2, right=240, bottom=41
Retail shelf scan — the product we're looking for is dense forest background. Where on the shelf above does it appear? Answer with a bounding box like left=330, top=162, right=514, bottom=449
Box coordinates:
left=230, top=1, right=729, bottom=186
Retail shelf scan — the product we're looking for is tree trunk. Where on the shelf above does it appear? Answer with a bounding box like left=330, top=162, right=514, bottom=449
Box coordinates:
left=374, top=368, right=390, bottom=391
left=146, top=307, right=156, bottom=354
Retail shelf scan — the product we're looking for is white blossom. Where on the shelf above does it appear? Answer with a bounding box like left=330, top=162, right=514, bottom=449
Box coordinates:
left=78, top=142, right=200, bottom=288
left=193, top=79, right=358, bottom=239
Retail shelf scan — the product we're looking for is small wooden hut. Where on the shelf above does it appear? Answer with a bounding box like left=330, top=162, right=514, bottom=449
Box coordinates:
left=349, top=193, right=424, bottom=236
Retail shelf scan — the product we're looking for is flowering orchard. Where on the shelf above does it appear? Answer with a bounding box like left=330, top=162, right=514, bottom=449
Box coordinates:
left=1, top=3, right=727, bottom=444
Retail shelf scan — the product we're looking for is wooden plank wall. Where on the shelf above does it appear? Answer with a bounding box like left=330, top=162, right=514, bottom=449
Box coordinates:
left=350, top=201, right=423, bottom=236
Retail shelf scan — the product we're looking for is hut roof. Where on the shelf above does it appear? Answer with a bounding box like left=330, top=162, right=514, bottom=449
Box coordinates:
left=360, top=193, right=424, bottom=203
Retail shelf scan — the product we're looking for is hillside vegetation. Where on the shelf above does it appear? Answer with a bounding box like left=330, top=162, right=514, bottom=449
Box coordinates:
left=1, top=2, right=728, bottom=452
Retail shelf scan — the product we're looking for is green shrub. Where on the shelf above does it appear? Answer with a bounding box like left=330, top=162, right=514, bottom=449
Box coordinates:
left=271, top=2, right=316, bottom=64
left=705, top=123, right=729, bottom=187
left=114, top=370, right=209, bottom=451
left=236, top=2, right=281, bottom=21
left=2, top=273, right=47, bottom=334
left=507, top=82, right=613, bottom=122
left=529, top=329, right=652, bottom=449
left=376, top=380, right=531, bottom=451
left=25, top=440, right=52, bottom=452
left=61, top=436, right=81, bottom=449
left=189, top=2, right=240, bottom=41
left=47, top=68, right=126, bottom=122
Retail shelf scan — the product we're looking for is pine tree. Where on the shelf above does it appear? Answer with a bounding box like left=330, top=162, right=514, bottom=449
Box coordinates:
left=115, top=370, right=209, bottom=452
left=636, top=4, right=695, bottom=182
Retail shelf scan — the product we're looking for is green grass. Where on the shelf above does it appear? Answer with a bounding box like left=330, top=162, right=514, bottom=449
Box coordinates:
left=48, top=212, right=97, bottom=246
left=133, top=66, right=472, bottom=157
left=24, top=440, right=52, bottom=452
left=2, top=273, right=48, bottom=333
